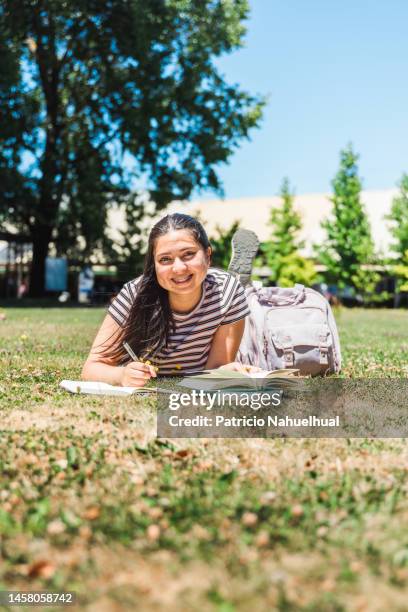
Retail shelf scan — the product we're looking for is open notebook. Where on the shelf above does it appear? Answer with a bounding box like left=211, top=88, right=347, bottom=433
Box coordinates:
left=60, top=380, right=156, bottom=396
left=179, top=368, right=303, bottom=391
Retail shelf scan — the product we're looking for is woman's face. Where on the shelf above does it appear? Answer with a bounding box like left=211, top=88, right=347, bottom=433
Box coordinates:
left=153, top=229, right=211, bottom=296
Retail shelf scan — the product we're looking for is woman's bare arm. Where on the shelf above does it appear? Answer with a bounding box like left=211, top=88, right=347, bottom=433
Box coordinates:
left=205, top=318, right=263, bottom=373
left=205, top=319, right=245, bottom=369
left=81, top=314, right=156, bottom=387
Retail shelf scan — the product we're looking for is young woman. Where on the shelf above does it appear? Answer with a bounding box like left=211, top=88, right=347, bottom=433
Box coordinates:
left=82, top=213, right=256, bottom=387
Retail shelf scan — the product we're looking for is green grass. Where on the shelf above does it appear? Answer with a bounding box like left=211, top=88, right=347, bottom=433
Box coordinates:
left=1, top=307, right=408, bottom=611
left=335, top=308, right=408, bottom=377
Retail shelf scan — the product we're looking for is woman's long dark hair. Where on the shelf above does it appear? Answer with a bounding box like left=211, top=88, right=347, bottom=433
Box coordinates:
left=105, top=213, right=211, bottom=364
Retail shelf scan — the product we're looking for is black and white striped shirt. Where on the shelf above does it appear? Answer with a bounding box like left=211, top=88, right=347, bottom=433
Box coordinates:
left=108, top=268, right=250, bottom=375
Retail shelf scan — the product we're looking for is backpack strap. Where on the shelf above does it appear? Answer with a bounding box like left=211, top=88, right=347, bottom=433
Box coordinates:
left=318, top=332, right=329, bottom=365
left=281, top=333, right=294, bottom=367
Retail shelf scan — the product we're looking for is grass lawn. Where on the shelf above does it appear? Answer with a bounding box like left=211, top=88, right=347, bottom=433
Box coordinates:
left=1, top=307, right=408, bottom=611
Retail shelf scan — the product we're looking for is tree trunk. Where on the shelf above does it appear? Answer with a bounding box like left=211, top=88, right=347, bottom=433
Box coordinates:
left=29, top=225, right=53, bottom=297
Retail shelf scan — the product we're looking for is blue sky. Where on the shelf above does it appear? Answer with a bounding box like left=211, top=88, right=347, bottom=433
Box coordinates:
left=194, top=0, right=408, bottom=200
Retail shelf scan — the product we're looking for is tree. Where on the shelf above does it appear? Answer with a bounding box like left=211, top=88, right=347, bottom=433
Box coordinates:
left=113, top=194, right=153, bottom=281
left=0, top=0, right=265, bottom=296
left=317, top=144, right=378, bottom=296
left=270, top=252, right=318, bottom=288
left=387, top=174, right=408, bottom=257
left=386, top=174, right=408, bottom=294
left=260, top=177, right=317, bottom=286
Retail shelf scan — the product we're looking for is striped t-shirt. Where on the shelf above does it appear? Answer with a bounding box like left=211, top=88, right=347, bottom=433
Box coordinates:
left=108, top=268, right=250, bottom=375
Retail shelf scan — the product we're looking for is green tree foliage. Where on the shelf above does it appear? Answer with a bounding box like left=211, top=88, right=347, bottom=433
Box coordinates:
left=260, top=178, right=317, bottom=286
left=209, top=220, right=240, bottom=270
left=272, top=252, right=318, bottom=288
left=317, top=144, right=378, bottom=296
left=386, top=174, right=408, bottom=291
left=114, top=194, right=152, bottom=281
left=393, top=253, right=408, bottom=293
left=0, top=0, right=265, bottom=295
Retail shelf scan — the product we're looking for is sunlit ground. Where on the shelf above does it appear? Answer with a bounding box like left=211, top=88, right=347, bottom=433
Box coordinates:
left=1, top=307, right=408, bottom=611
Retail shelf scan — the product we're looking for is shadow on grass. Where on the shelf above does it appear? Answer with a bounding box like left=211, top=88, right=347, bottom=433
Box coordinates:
left=0, top=298, right=107, bottom=308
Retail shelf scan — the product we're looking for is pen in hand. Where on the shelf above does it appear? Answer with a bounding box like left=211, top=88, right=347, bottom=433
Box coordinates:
left=123, top=341, right=139, bottom=362
left=123, top=342, right=157, bottom=378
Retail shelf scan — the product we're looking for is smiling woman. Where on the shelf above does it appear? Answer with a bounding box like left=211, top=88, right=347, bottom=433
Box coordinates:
left=82, top=213, right=252, bottom=387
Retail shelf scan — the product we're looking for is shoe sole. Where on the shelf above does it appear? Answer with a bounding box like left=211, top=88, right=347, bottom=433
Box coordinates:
left=228, top=229, right=260, bottom=286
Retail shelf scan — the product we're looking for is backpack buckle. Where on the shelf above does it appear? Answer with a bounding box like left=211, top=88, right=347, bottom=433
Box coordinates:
left=281, top=334, right=294, bottom=367
left=283, top=348, right=294, bottom=367
left=319, top=347, right=329, bottom=365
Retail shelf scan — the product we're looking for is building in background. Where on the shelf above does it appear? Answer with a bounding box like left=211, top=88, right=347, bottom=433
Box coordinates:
left=165, top=189, right=398, bottom=259
left=0, top=188, right=400, bottom=299
left=107, top=188, right=397, bottom=259
left=0, top=232, right=32, bottom=298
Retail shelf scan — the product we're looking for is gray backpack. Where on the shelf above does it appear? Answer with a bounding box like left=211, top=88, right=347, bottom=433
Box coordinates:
left=237, top=283, right=341, bottom=376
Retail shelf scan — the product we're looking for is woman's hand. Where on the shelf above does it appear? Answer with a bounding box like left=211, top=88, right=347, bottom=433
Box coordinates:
left=219, top=362, right=263, bottom=374
left=119, top=361, right=157, bottom=387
